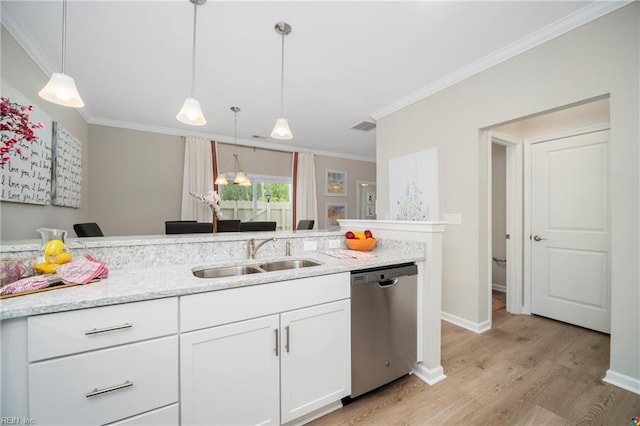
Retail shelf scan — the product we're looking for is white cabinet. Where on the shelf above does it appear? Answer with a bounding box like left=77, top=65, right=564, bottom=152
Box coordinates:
left=26, top=298, right=179, bottom=426
left=181, top=315, right=281, bottom=425
left=180, top=273, right=351, bottom=426
left=280, top=300, right=350, bottom=424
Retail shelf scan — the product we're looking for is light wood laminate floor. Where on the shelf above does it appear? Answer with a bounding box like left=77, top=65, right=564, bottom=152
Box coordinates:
left=310, top=310, right=640, bottom=425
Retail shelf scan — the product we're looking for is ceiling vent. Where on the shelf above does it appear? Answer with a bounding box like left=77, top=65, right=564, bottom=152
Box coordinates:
left=349, top=120, right=376, bottom=132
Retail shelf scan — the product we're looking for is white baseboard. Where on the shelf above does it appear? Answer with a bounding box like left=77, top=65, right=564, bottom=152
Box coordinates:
left=442, top=311, right=491, bottom=333
left=603, top=369, right=640, bottom=395
left=413, top=363, right=447, bottom=385
left=492, top=283, right=506, bottom=293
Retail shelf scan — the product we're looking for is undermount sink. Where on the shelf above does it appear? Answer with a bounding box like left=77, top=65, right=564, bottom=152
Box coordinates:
left=192, top=259, right=322, bottom=278
left=258, top=259, right=322, bottom=272
left=192, top=265, right=263, bottom=279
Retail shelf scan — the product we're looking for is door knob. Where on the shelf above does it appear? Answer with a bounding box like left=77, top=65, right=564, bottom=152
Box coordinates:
left=533, top=235, right=546, bottom=241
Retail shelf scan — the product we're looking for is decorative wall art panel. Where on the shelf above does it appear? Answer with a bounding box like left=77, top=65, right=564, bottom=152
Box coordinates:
left=388, top=147, right=439, bottom=221
left=324, top=169, right=347, bottom=196
left=52, top=122, right=82, bottom=208
left=0, top=81, right=52, bottom=205
left=326, top=202, right=347, bottom=230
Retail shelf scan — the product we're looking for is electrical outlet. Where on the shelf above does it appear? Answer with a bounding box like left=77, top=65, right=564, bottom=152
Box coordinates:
left=443, top=213, right=462, bottom=225
left=303, top=240, right=318, bottom=251
left=328, top=239, right=341, bottom=249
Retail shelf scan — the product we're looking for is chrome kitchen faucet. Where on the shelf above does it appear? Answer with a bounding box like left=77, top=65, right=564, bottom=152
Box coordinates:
left=247, top=237, right=277, bottom=260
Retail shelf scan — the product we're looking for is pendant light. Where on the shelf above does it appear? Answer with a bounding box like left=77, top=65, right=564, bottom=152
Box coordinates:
left=38, top=0, right=85, bottom=108
left=270, top=22, right=293, bottom=140
left=215, top=107, right=251, bottom=186
left=176, top=0, right=206, bottom=126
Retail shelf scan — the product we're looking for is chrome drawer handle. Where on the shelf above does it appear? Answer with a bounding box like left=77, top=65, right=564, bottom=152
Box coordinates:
left=274, top=329, right=279, bottom=356
left=285, top=326, right=290, bottom=353
left=85, top=323, right=133, bottom=335
left=86, top=380, right=133, bottom=398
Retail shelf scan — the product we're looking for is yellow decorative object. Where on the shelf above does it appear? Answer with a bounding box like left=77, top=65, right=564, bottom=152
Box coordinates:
left=54, top=252, right=72, bottom=265
left=34, top=262, right=59, bottom=274
left=345, top=237, right=376, bottom=251
left=353, top=232, right=366, bottom=240
left=44, top=239, right=65, bottom=263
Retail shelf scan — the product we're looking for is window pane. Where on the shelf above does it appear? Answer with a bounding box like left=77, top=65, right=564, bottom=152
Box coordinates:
left=219, top=176, right=292, bottom=230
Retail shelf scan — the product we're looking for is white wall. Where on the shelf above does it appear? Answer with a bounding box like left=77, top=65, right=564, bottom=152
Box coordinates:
left=376, top=5, right=639, bottom=384
left=1, top=27, right=90, bottom=241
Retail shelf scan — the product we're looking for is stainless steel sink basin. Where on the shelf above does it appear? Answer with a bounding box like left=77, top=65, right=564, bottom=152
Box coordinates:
left=258, top=259, right=322, bottom=272
left=193, top=265, right=263, bottom=279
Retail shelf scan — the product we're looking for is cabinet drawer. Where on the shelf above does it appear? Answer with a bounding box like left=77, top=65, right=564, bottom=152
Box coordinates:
left=181, top=272, right=350, bottom=332
left=28, top=297, right=177, bottom=361
left=29, top=336, right=178, bottom=426
left=109, top=404, right=179, bottom=425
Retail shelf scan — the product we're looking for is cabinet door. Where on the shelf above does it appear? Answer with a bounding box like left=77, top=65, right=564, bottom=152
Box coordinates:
left=180, top=315, right=280, bottom=426
left=280, top=299, right=351, bottom=423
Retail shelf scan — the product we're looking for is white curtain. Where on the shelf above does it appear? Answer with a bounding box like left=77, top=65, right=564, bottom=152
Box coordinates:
left=181, top=136, right=214, bottom=222
left=295, top=153, right=318, bottom=227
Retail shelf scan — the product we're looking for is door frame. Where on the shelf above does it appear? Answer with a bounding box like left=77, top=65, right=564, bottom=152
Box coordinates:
left=488, top=131, right=524, bottom=315
left=523, top=123, right=610, bottom=315
left=356, top=180, right=376, bottom=220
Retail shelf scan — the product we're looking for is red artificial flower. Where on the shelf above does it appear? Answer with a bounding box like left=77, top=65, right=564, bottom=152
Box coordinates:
left=0, top=97, right=42, bottom=166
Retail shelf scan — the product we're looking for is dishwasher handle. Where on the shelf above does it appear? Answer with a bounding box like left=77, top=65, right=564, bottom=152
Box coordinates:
left=377, top=278, right=399, bottom=288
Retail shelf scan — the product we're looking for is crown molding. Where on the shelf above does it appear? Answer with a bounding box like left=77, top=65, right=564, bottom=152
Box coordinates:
left=88, top=116, right=376, bottom=163
left=370, top=1, right=632, bottom=120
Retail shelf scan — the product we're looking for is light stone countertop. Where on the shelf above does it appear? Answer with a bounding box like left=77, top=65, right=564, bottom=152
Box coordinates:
left=0, top=248, right=424, bottom=320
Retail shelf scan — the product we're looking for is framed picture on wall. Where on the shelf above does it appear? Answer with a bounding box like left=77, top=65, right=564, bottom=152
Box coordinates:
left=325, top=202, right=347, bottom=230
left=366, top=204, right=375, bottom=217
left=324, top=169, right=347, bottom=196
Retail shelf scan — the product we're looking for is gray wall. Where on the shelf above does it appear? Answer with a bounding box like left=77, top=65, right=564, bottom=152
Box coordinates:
left=491, top=144, right=506, bottom=288
left=88, top=125, right=184, bottom=236
left=314, top=155, right=376, bottom=229
left=376, top=5, right=639, bottom=383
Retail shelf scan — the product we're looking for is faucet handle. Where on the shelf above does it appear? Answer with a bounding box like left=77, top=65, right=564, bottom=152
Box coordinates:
left=248, top=238, right=255, bottom=259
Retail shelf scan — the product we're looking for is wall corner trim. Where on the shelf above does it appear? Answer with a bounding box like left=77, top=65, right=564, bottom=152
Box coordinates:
left=442, top=312, right=491, bottom=334
left=603, top=369, right=640, bottom=395
left=414, top=363, right=447, bottom=386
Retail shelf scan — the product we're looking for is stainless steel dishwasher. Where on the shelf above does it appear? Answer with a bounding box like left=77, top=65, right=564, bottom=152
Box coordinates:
left=350, top=263, right=418, bottom=398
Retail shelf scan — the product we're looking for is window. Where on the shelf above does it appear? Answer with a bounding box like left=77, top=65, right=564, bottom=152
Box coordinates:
left=219, top=174, right=292, bottom=230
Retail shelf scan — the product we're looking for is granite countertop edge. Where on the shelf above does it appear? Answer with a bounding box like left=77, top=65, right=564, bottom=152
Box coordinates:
left=0, top=250, right=424, bottom=320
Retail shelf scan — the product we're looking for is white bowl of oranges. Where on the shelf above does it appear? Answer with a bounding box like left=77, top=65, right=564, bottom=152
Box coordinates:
left=345, top=230, right=376, bottom=251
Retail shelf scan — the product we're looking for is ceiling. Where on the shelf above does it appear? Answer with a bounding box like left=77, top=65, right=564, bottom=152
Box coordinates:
left=1, top=1, right=618, bottom=161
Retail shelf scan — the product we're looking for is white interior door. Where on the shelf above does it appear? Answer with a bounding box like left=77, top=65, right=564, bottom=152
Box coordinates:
left=530, top=130, right=610, bottom=333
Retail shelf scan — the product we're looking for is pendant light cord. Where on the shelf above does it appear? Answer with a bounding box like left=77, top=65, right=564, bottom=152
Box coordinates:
left=190, top=1, right=198, bottom=97
left=61, top=0, right=67, bottom=73
left=233, top=108, right=238, bottom=156
left=279, top=31, right=285, bottom=116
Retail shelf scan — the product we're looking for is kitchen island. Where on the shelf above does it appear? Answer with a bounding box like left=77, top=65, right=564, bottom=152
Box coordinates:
left=1, top=222, right=444, bottom=425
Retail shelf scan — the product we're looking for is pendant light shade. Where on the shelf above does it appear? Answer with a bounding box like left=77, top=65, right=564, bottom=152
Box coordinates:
left=177, top=97, right=206, bottom=126
left=39, top=72, right=84, bottom=108
left=214, top=172, right=228, bottom=186
left=271, top=22, right=293, bottom=140
left=216, top=107, right=251, bottom=186
left=177, top=0, right=206, bottom=126
left=271, top=117, right=293, bottom=140
left=39, top=0, right=85, bottom=108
